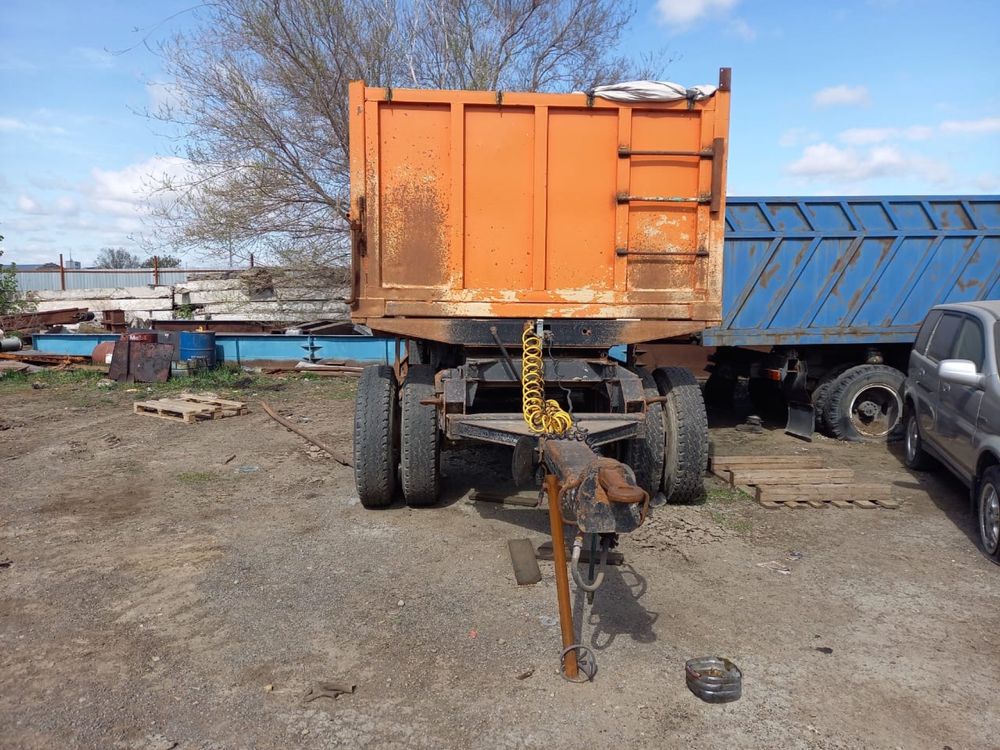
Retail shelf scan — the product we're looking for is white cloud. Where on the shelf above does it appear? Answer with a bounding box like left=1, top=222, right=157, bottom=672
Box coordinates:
left=16, top=195, right=43, bottom=214
left=146, top=80, right=186, bottom=114
left=838, top=125, right=934, bottom=145
left=87, top=156, right=190, bottom=218
left=813, top=84, right=871, bottom=108
left=3, top=156, right=193, bottom=265
left=785, top=142, right=951, bottom=185
left=656, top=0, right=739, bottom=26
left=726, top=18, right=756, bottom=40
left=14, top=193, right=81, bottom=217
left=779, top=127, right=821, bottom=148
left=0, top=116, right=67, bottom=135
left=75, top=47, right=115, bottom=69
left=940, top=117, right=1000, bottom=134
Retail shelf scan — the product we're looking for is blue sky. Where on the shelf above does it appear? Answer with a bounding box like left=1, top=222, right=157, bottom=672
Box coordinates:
left=1, top=0, right=998, bottom=266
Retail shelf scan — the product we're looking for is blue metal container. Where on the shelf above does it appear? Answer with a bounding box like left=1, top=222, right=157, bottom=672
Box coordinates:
left=31, top=331, right=400, bottom=364
left=178, top=331, right=218, bottom=367
left=704, top=196, right=1000, bottom=347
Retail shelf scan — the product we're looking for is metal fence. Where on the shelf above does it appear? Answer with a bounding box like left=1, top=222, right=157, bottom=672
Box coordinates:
left=11, top=254, right=255, bottom=292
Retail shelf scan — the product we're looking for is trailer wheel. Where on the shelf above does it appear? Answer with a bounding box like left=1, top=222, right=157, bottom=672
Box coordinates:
left=626, top=368, right=666, bottom=498
left=400, top=364, right=441, bottom=506
left=824, top=365, right=905, bottom=442
left=653, top=367, right=708, bottom=504
left=354, top=365, right=399, bottom=509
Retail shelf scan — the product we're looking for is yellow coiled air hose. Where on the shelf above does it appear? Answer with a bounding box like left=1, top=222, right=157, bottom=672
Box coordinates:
left=521, top=322, right=573, bottom=435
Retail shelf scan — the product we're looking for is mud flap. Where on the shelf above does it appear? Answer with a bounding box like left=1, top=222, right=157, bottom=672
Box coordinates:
left=782, top=366, right=814, bottom=441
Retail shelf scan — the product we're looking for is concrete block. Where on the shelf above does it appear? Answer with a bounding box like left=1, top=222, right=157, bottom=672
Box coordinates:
left=174, top=278, right=244, bottom=294
left=35, top=298, right=175, bottom=313
left=30, top=286, right=172, bottom=301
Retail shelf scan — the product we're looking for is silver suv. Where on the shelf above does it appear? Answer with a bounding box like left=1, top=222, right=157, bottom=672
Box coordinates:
left=903, top=301, right=1000, bottom=561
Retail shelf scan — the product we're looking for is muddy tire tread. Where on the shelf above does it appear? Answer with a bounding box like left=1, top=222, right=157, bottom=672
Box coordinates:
left=353, top=365, right=398, bottom=508
left=400, top=364, right=441, bottom=506
left=653, top=367, right=708, bottom=504
left=627, top=368, right=666, bottom=497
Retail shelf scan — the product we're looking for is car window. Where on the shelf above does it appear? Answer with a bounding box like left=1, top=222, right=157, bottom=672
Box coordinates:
left=995, top=320, right=1000, bottom=373
left=913, top=309, right=943, bottom=355
left=952, top=317, right=985, bottom=370
left=926, top=313, right=963, bottom=362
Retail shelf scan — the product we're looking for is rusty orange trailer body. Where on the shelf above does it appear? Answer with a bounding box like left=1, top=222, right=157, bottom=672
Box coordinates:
left=348, top=72, right=731, bottom=345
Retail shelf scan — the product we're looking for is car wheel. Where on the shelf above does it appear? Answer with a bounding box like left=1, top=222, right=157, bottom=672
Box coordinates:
left=903, top=410, right=929, bottom=470
left=977, top=466, right=1000, bottom=560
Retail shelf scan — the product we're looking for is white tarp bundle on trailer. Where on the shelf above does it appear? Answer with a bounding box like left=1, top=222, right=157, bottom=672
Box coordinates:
left=587, top=80, right=717, bottom=102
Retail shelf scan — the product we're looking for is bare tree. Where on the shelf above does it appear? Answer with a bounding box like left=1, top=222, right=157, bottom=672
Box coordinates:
left=95, top=247, right=142, bottom=269
left=141, top=254, right=182, bottom=268
left=150, top=0, right=663, bottom=277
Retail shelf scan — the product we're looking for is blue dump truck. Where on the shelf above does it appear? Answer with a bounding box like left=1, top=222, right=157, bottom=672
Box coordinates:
left=703, top=195, right=1000, bottom=441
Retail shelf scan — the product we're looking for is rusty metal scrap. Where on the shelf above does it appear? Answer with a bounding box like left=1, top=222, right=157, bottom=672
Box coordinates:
left=260, top=401, right=352, bottom=467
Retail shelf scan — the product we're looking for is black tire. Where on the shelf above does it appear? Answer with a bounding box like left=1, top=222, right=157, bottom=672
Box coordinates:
left=703, top=370, right=736, bottom=410
left=653, top=367, right=708, bottom=504
left=400, top=364, right=441, bottom=506
left=353, top=365, right=399, bottom=509
left=626, top=368, right=666, bottom=498
left=976, top=466, right=1000, bottom=560
left=813, top=365, right=853, bottom=434
left=903, top=409, right=930, bottom=470
left=824, top=365, right=904, bottom=442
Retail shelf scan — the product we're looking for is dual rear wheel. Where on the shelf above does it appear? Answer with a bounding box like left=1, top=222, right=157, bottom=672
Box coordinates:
left=629, top=367, right=708, bottom=504
left=354, top=363, right=710, bottom=509
left=354, top=364, right=441, bottom=509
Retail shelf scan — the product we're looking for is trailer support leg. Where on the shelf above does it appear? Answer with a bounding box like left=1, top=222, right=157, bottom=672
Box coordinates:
left=546, top=473, right=579, bottom=681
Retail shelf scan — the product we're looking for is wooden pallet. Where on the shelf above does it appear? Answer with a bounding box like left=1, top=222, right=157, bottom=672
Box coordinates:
left=133, top=394, right=248, bottom=424
left=710, top=454, right=897, bottom=510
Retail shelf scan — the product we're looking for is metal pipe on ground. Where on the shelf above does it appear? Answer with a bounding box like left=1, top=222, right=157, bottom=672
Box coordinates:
left=260, top=400, right=353, bottom=467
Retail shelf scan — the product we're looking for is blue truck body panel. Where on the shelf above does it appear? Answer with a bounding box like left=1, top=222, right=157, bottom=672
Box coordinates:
left=703, top=196, right=1000, bottom=347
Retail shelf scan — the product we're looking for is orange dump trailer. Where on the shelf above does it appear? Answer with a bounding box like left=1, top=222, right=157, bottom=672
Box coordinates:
left=348, top=71, right=731, bottom=346
left=351, top=71, right=731, bottom=531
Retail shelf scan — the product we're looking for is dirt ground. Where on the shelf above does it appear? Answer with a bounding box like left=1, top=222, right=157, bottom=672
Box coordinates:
left=2, top=373, right=998, bottom=750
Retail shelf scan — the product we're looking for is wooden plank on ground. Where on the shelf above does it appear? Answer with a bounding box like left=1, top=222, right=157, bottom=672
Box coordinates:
left=831, top=500, right=852, bottom=508
left=875, top=498, right=901, bottom=509
left=727, top=468, right=854, bottom=487
left=177, top=393, right=248, bottom=409
left=711, top=455, right=824, bottom=471
left=853, top=499, right=878, bottom=509
left=755, top=482, right=891, bottom=503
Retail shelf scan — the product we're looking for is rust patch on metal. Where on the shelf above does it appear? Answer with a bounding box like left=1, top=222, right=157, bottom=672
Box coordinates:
left=759, top=263, right=780, bottom=288
left=381, top=177, right=449, bottom=287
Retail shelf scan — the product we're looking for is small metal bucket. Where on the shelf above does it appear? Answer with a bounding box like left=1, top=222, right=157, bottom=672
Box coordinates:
left=685, top=657, right=742, bottom=703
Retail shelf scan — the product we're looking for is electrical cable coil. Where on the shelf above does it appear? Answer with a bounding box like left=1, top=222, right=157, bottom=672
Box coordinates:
left=521, top=323, right=573, bottom=435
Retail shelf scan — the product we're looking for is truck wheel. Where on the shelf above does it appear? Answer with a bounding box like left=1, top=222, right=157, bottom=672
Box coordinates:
left=653, top=367, right=708, bottom=504
left=400, top=364, right=441, bottom=506
left=812, top=365, right=853, bottom=434
left=354, top=365, right=399, bottom=509
left=626, top=368, right=666, bottom=498
left=824, top=365, right=904, bottom=442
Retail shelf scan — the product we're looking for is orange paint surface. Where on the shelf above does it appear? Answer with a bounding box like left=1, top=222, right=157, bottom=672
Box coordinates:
left=349, top=74, right=731, bottom=341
